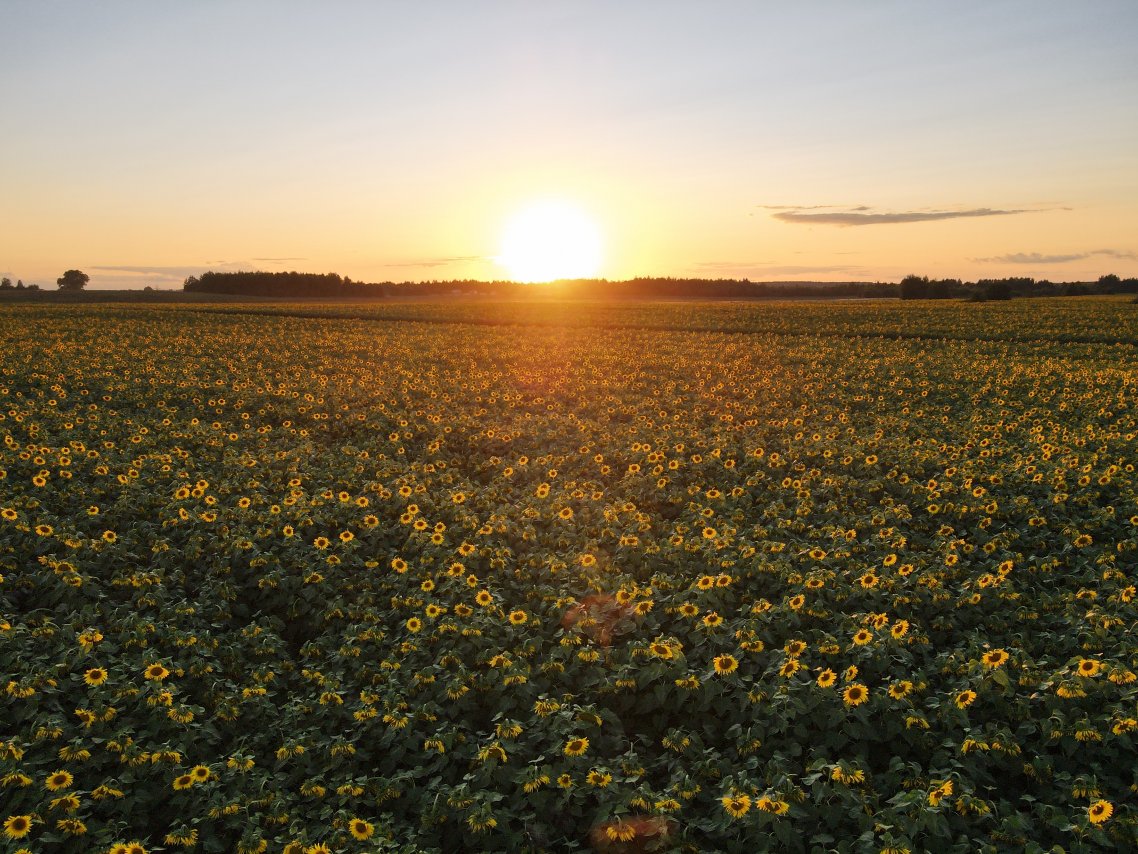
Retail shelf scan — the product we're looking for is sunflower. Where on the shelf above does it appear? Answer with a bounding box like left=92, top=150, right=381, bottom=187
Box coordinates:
left=981, top=649, right=1009, bottom=668
left=348, top=819, right=374, bottom=840
left=586, top=770, right=612, bottom=787
left=84, top=667, right=108, bottom=686
left=842, top=684, right=868, bottom=706
left=3, top=815, right=32, bottom=839
left=405, top=618, right=422, bottom=633
left=817, top=669, right=837, bottom=688
left=757, top=797, right=790, bottom=814
left=890, top=620, right=909, bottom=638
left=312, top=537, right=330, bottom=549
left=390, top=557, right=408, bottom=573
left=144, top=663, right=169, bottom=681
left=563, top=737, right=589, bottom=756
left=173, top=774, right=193, bottom=790
left=475, top=590, right=493, bottom=607
left=1088, top=800, right=1113, bottom=825
left=721, top=792, right=752, bottom=818
left=190, top=765, right=210, bottom=782
left=888, top=680, right=914, bottom=699
left=702, top=612, right=723, bottom=628
left=508, top=610, right=528, bottom=625
left=852, top=629, right=873, bottom=646
left=713, top=654, right=739, bottom=675
left=649, top=641, right=674, bottom=659
left=604, top=821, right=637, bottom=842
left=45, top=770, right=73, bottom=790
left=1077, top=659, right=1102, bottom=677
left=955, top=689, right=977, bottom=709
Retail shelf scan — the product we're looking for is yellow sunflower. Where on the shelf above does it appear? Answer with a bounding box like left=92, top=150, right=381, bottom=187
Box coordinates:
left=842, top=684, right=869, bottom=707
left=713, top=654, right=739, bottom=675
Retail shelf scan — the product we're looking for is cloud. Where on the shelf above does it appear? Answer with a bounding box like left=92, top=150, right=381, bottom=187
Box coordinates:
left=383, top=255, right=488, bottom=268
left=756, top=204, right=868, bottom=211
left=89, top=261, right=255, bottom=284
left=694, top=261, right=866, bottom=276
left=975, top=249, right=1138, bottom=264
left=253, top=257, right=307, bottom=263
left=771, top=206, right=1030, bottom=226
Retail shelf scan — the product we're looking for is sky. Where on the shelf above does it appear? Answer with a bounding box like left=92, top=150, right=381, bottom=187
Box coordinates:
left=2, top=0, right=1137, bottom=289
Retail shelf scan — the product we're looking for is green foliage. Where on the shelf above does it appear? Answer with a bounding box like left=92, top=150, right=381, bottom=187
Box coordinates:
left=56, top=269, right=90, bottom=291
left=1, top=299, right=1136, bottom=852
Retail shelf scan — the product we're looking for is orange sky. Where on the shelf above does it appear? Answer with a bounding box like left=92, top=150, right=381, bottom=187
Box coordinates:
left=2, top=2, right=1136, bottom=288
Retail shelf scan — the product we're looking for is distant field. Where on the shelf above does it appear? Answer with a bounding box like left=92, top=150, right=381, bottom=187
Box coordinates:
left=2, top=299, right=1136, bottom=852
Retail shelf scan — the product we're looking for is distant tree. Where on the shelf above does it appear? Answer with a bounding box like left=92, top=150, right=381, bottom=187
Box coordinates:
left=57, top=269, right=90, bottom=291
left=0, top=277, right=11, bottom=290
left=983, top=280, right=1012, bottom=300
left=26, top=283, right=39, bottom=290
left=16, top=279, right=23, bottom=289
left=899, top=274, right=929, bottom=300
left=1098, top=273, right=1121, bottom=289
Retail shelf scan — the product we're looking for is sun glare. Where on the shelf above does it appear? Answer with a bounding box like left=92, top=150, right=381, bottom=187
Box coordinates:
left=498, top=200, right=602, bottom=282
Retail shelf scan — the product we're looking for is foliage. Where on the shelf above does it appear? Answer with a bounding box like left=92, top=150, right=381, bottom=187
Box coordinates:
left=56, top=270, right=90, bottom=292
left=1, top=299, right=1137, bottom=853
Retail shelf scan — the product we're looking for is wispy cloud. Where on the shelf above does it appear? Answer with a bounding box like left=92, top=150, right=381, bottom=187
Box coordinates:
left=757, top=204, right=870, bottom=212
left=90, top=262, right=253, bottom=282
left=975, top=249, right=1138, bottom=264
left=770, top=206, right=1031, bottom=226
left=383, top=255, right=487, bottom=268
left=253, top=257, right=307, bottom=263
left=694, top=261, right=866, bottom=276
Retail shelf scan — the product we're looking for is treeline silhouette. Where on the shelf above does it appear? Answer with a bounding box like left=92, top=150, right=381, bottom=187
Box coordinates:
left=899, top=274, right=1138, bottom=301
left=182, top=270, right=1138, bottom=301
left=183, top=271, right=899, bottom=299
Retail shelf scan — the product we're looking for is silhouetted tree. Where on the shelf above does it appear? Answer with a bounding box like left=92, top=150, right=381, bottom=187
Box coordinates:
left=0, top=277, right=11, bottom=290
left=57, top=269, right=90, bottom=291
left=984, top=280, right=1011, bottom=300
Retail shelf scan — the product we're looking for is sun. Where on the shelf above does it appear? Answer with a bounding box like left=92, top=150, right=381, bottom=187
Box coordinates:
left=498, top=200, right=602, bottom=282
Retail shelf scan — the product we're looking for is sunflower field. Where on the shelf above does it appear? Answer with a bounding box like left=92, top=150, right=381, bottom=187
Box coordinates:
left=1, top=298, right=1136, bottom=853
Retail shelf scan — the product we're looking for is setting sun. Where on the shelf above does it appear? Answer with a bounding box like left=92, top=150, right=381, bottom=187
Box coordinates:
left=497, top=200, right=602, bottom=282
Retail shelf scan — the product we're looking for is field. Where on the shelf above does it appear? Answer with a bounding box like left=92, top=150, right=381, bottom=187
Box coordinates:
left=2, top=298, right=1136, bottom=853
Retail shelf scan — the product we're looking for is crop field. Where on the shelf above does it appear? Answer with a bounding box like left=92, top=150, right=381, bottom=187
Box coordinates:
left=2, top=298, right=1137, bottom=853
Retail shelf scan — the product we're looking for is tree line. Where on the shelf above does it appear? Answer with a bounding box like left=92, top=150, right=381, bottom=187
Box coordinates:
left=899, top=274, right=1138, bottom=301
left=181, top=271, right=903, bottom=299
